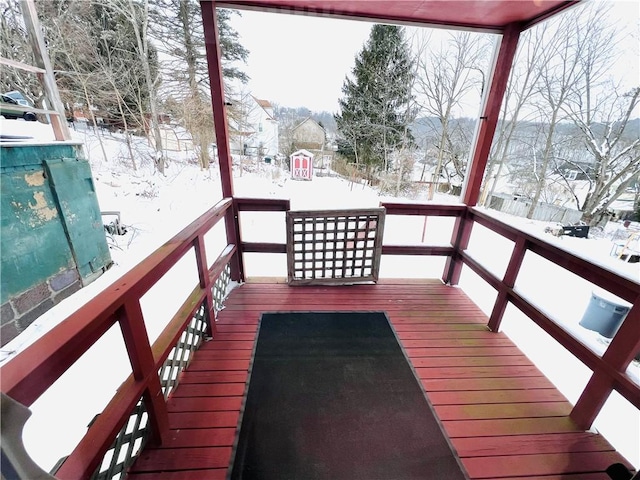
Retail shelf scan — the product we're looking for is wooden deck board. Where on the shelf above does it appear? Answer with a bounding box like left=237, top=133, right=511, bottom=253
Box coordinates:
left=127, top=280, right=634, bottom=479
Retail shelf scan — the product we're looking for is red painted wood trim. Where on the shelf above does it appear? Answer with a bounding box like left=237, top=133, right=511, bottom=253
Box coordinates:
left=201, top=3, right=233, bottom=199
left=117, top=301, right=157, bottom=381
left=152, top=244, right=236, bottom=365
left=215, top=1, right=578, bottom=33
left=382, top=245, right=454, bottom=256
left=602, top=300, right=640, bottom=370
left=442, top=212, right=474, bottom=285
left=508, top=289, right=640, bottom=412
left=151, top=285, right=207, bottom=365
left=143, top=375, right=171, bottom=447
left=1, top=199, right=229, bottom=400
left=572, top=300, right=640, bottom=428
left=235, top=197, right=290, bottom=212
left=381, top=202, right=465, bottom=217
left=520, top=1, right=582, bottom=30
left=117, top=301, right=170, bottom=447
left=459, top=250, right=501, bottom=290
left=55, top=375, right=148, bottom=479
left=488, top=237, right=527, bottom=331
left=462, top=24, right=521, bottom=206
left=241, top=242, right=287, bottom=253
left=469, top=208, right=639, bottom=303
left=200, top=2, right=242, bottom=280
left=194, top=235, right=215, bottom=335
left=225, top=205, right=244, bottom=282
left=571, top=374, right=615, bottom=430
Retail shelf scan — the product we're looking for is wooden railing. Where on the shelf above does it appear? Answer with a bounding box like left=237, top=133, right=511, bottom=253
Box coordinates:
left=380, top=201, right=640, bottom=431
left=462, top=208, right=640, bottom=428
left=1, top=197, right=638, bottom=479
left=1, top=197, right=236, bottom=479
left=236, top=197, right=290, bottom=256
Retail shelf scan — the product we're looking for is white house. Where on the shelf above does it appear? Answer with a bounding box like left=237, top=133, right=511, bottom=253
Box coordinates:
left=229, top=95, right=279, bottom=160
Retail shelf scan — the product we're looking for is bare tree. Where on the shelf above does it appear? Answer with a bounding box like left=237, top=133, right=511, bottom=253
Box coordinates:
left=45, top=6, right=111, bottom=162
left=568, top=86, right=640, bottom=224
left=0, top=1, right=40, bottom=99
left=559, top=4, right=640, bottom=224
left=104, top=0, right=165, bottom=173
left=415, top=31, right=488, bottom=198
left=481, top=24, right=550, bottom=205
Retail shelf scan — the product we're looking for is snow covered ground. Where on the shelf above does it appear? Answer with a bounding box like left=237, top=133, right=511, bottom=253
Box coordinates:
left=2, top=118, right=639, bottom=470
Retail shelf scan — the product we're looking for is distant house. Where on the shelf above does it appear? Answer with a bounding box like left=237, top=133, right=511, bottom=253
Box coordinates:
left=229, top=96, right=279, bottom=160
left=292, top=117, right=325, bottom=151
left=292, top=117, right=333, bottom=171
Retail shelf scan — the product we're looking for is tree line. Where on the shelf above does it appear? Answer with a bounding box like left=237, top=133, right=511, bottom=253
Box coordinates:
left=335, top=2, right=639, bottom=224
left=1, top=0, right=249, bottom=173
left=2, top=1, right=637, bottom=224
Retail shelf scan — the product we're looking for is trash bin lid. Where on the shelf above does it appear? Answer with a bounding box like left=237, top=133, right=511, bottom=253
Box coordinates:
left=591, top=288, right=631, bottom=308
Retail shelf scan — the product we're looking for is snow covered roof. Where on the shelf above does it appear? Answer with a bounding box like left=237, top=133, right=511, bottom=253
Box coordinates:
left=290, top=149, right=314, bottom=158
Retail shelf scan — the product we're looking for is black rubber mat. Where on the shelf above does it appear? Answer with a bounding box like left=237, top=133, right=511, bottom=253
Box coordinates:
left=229, top=311, right=466, bottom=480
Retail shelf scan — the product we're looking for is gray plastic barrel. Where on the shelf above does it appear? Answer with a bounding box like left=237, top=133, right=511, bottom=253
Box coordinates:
left=579, top=292, right=630, bottom=339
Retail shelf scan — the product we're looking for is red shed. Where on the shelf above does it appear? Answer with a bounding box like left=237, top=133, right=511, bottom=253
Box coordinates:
left=290, top=149, right=314, bottom=180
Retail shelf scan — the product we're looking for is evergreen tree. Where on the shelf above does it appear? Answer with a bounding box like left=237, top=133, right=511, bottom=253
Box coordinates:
left=150, top=2, right=248, bottom=168
left=335, top=24, right=415, bottom=175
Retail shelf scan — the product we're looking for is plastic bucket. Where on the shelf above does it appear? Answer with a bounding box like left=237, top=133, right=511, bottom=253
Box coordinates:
left=579, top=292, right=630, bottom=339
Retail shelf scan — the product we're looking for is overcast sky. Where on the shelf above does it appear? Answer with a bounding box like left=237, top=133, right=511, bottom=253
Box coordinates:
left=228, top=11, right=373, bottom=112
left=228, top=1, right=639, bottom=114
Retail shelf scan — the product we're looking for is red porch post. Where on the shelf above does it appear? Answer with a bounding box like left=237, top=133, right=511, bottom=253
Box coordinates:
left=201, top=0, right=245, bottom=282
left=443, top=23, right=521, bottom=285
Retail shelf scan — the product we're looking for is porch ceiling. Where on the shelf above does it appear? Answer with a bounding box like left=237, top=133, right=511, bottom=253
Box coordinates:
left=215, top=0, right=580, bottom=32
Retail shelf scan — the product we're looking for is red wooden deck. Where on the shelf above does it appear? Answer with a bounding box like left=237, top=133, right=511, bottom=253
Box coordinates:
left=126, top=280, right=632, bottom=480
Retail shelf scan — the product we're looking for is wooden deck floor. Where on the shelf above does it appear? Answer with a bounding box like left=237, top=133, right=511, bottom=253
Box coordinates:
left=127, top=280, right=632, bottom=480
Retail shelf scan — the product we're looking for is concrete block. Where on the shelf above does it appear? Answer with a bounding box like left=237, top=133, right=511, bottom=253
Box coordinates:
left=50, top=269, right=80, bottom=292
left=13, top=283, right=51, bottom=315
left=1, top=302, right=15, bottom=326
left=16, top=299, right=54, bottom=332
left=1, top=321, right=20, bottom=347
left=53, top=281, right=82, bottom=305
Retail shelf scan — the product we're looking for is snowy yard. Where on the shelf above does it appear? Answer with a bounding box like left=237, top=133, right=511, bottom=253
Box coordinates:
left=2, top=119, right=638, bottom=471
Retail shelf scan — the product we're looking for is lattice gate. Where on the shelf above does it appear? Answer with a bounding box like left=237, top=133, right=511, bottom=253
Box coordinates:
left=286, top=208, right=385, bottom=285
